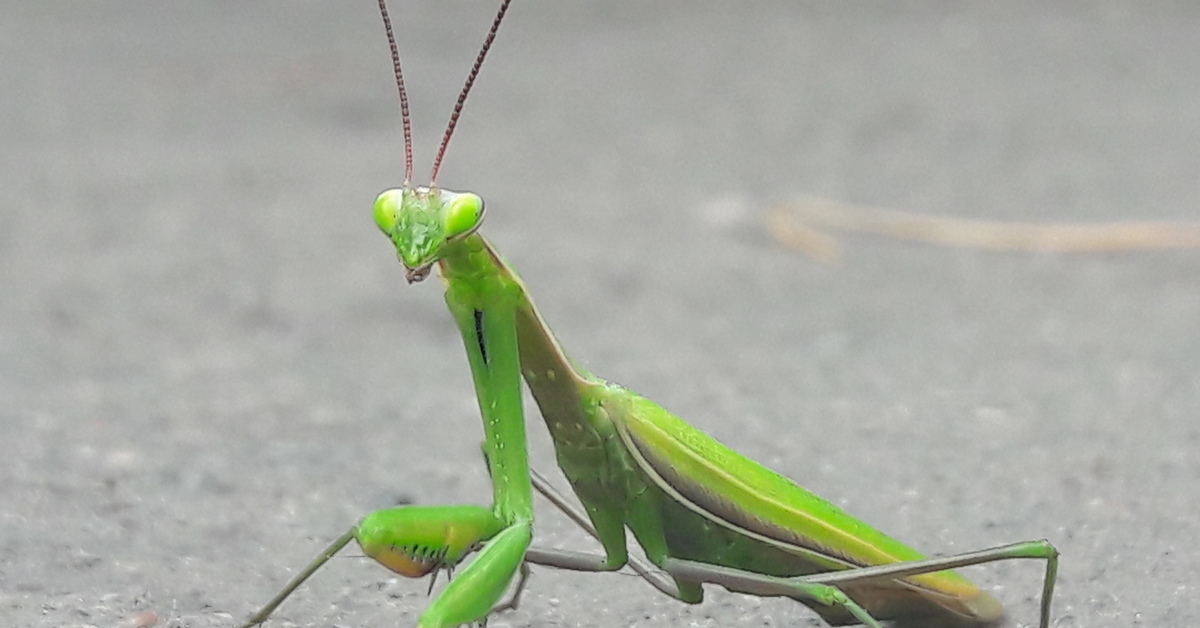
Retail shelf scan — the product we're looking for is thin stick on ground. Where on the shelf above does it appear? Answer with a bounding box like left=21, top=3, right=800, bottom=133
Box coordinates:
left=770, top=196, right=1200, bottom=263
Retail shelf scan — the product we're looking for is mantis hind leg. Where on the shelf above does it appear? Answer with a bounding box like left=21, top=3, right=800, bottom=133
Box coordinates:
left=237, top=504, right=531, bottom=628
left=662, top=539, right=1058, bottom=628
left=657, top=558, right=887, bottom=628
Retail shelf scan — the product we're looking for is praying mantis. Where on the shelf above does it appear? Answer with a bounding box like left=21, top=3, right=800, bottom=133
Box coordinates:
left=236, top=2, right=1060, bottom=627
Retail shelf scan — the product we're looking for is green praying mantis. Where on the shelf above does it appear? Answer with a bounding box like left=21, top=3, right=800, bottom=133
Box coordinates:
left=236, top=2, right=1060, bottom=627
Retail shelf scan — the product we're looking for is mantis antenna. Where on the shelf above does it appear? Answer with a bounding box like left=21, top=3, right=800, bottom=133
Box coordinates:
left=376, top=0, right=514, bottom=187
left=375, top=0, right=413, bottom=186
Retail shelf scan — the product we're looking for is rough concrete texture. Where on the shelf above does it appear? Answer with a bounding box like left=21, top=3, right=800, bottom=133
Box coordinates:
left=3, top=2, right=1198, bottom=627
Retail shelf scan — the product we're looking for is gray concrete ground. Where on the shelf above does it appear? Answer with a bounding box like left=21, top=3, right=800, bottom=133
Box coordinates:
left=3, top=2, right=1199, bottom=627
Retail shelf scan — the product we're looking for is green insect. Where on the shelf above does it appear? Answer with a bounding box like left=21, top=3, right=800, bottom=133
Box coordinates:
left=236, top=2, right=1060, bottom=627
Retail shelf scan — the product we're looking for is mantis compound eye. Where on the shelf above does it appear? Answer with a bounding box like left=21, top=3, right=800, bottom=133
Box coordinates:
left=373, top=188, right=404, bottom=235
left=443, top=191, right=485, bottom=239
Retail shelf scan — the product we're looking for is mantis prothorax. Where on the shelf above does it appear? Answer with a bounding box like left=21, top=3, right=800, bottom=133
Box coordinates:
left=236, top=2, right=1060, bottom=627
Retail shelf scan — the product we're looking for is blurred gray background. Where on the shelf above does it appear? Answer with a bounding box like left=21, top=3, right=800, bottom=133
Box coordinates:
left=3, top=2, right=1198, bottom=627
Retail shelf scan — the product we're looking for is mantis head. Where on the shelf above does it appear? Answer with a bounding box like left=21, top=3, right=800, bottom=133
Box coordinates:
left=373, top=186, right=485, bottom=283
left=371, top=0, right=510, bottom=284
